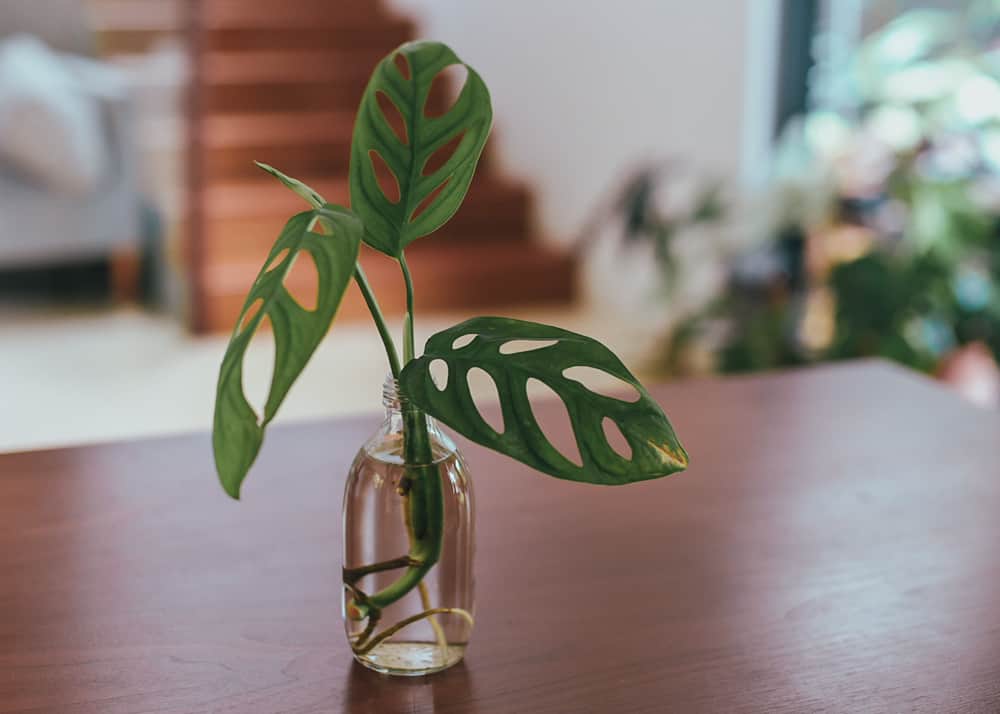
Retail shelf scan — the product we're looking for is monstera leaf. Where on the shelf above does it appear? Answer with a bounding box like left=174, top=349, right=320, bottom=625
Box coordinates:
left=213, top=206, right=362, bottom=498
left=349, top=41, right=492, bottom=256
left=400, top=317, right=688, bottom=485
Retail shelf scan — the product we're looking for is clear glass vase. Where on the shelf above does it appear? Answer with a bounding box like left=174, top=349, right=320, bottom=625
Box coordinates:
left=342, top=376, right=475, bottom=676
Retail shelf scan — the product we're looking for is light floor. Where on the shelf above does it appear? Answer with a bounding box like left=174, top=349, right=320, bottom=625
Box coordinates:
left=2, top=303, right=652, bottom=453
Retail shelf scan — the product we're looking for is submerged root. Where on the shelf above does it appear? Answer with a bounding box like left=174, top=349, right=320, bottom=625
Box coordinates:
left=352, top=607, right=475, bottom=656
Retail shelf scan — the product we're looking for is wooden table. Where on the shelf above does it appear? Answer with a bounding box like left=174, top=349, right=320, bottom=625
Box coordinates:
left=2, top=361, right=998, bottom=713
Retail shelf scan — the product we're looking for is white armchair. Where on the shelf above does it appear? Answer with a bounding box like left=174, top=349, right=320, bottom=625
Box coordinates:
left=0, top=2, right=141, bottom=270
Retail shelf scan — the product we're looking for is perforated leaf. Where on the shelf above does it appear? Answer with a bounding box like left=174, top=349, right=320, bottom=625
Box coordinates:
left=349, top=41, right=493, bottom=256
left=213, top=206, right=362, bottom=498
left=400, top=317, right=688, bottom=485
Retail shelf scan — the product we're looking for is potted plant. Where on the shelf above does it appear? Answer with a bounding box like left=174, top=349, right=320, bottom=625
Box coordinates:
left=212, top=41, right=689, bottom=676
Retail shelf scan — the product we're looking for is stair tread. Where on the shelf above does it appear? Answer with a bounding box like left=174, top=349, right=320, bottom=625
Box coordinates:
left=203, top=50, right=386, bottom=84
left=201, top=111, right=354, bottom=147
left=204, top=239, right=571, bottom=292
left=203, top=0, right=388, bottom=27
left=203, top=175, right=527, bottom=218
left=183, top=0, right=564, bottom=331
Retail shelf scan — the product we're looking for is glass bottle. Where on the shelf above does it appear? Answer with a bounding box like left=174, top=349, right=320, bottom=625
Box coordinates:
left=342, top=376, right=475, bottom=676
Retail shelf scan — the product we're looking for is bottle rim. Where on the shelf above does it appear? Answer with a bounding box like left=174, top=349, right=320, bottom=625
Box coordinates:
left=382, top=374, right=408, bottom=410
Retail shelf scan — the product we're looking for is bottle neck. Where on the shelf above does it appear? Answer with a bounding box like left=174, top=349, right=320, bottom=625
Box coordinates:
left=381, top=374, right=433, bottom=423
left=375, top=375, right=457, bottom=459
left=382, top=374, right=411, bottom=416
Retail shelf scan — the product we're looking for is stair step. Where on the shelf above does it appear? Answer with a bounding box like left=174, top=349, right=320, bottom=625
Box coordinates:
left=202, top=49, right=386, bottom=85
left=202, top=173, right=529, bottom=221
left=203, top=212, right=532, bottom=267
left=91, top=0, right=181, bottom=55
left=202, top=0, right=386, bottom=27
left=201, top=175, right=531, bottom=260
left=202, top=144, right=497, bottom=183
left=206, top=147, right=349, bottom=181
left=202, top=80, right=363, bottom=114
left=204, top=20, right=413, bottom=52
left=201, top=240, right=575, bottom=331
left=90, top=0, right=183, bottom=32
left=201, top=111, right=354, bottom=147
left=182, top=0, right=565, bottom=332
left=200, top=48, right=456, bottom=115
left=198, top=111, right=354, bottom=179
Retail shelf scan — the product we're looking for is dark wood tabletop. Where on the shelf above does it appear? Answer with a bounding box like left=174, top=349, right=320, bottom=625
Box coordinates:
left=2, top=360, right=999, bottom=713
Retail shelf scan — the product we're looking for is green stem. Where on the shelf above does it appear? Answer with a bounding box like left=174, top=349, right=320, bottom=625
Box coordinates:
left=343, top=555, right=417, bottom=586
left=400, top=252, right=416, bottom=364
left=349, top=249, right=445, bottom=618
left=312, top=201, right=401, bottom=379
left=353, top=263, right=402, bottom=378
left=359, top=411, right=442, bottom=614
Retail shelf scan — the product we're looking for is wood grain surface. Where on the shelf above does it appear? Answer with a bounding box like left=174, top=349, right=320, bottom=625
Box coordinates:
left=1, top=360, right=998, bottom=713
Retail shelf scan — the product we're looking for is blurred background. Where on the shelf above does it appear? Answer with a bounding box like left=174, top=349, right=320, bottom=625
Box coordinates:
left=2, top=0, right=999, bottom=452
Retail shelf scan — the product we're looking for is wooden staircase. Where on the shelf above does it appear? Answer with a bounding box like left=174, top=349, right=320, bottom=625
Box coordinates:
left=93, top=0, right=573, bottom=332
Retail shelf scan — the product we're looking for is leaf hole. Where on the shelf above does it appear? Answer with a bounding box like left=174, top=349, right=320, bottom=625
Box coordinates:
left=263, top=248, right=290, bottom=273
left=284, top=252, right=319, bottom=312
left=421, top=131, right=465, bottom=177
left=239, top=298, right=264, bottom=333
left=602, top=417, right=633, bottom=461
left=499, top=339, right=559, bottom=355
left=369, top=149, right=400, bottom=204
left=241, top=314, right=275, bottom=424
left=392, top=52, right=411, bottom=80
left=308, top=216, right=330, bottom=235
left=562, top=366, right=641, bottom=403
left=409, top=177, right=450, bottom=222
left=424, top=63, right=468, bottom=118
left=451, top=333, right=476, bottom=350
left=467, top=367, right=504, bottom=434
left=429, top=358, right=449, bottom=391
left=376, top=91, right=408, bottom=145
left=527, top=378, right=583, bottom=468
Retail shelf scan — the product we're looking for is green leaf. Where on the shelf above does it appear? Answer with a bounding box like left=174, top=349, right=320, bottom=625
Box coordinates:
left=349, top=41, right=493, bottom=256
left=399, top=317, right=688, bottom=485
left=213, top=205, right=362, bottom=498
left=254, top=161, right=325, bottom=209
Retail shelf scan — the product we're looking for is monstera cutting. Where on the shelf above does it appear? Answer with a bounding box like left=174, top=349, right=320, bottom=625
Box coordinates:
left=213, top=40, right=688, bottom=676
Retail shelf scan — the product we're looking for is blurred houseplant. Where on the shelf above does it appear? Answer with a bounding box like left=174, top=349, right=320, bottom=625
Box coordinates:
left=653, top=4, right=1000, bottom=403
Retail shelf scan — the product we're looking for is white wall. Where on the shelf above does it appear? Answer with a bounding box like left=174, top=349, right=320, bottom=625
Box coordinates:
left=388, top=0, right=777, bottom=245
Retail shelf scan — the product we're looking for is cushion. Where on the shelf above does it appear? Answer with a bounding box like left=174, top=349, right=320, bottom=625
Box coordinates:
left=0, top=35, right=107, bottom=195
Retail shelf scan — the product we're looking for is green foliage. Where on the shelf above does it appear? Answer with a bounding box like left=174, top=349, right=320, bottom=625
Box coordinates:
left=349, top=41, right=493, bottom=257
left=400, top=317, right=688, bottom=485
left=719, top=304, right=804, bottom=374
left=213, top=42, right=686, bottom=498
left=825, top=252, right=946, bottom=370
left=213, top=206, right=362, bottom=498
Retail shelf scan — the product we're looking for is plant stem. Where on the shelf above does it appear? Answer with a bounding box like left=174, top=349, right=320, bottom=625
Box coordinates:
left=312, top=204, right=401, bottom=379
left=400, top=252, right=416, bottom=364
left=349, top=251, right=445, bottom=617
left=353, top=264, right=402, bottom=378
left=298, top=181, right=448, bottom=646
left=343, top=555, right=417, bottom=585
left=402, top=477, right=447, bottom=655
left=359, top=428, right=442, bottom=614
